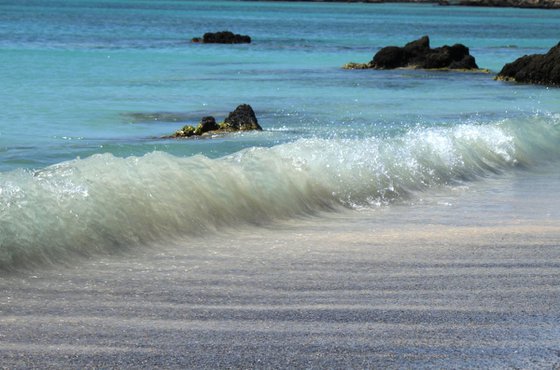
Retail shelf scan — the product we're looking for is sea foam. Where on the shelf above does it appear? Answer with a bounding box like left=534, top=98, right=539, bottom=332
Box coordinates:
left=1, top=116, right=558, bottom=270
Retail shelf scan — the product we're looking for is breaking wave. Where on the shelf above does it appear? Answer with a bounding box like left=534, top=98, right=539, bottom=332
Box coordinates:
left=1, top=115, right=559, bottom=270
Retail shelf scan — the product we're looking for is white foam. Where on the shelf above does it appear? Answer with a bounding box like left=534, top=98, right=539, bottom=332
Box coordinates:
left=1, top=116, right=559, bottom=270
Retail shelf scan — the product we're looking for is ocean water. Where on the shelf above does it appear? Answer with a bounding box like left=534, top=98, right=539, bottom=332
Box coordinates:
left=1, top=0, right=560, bottom=270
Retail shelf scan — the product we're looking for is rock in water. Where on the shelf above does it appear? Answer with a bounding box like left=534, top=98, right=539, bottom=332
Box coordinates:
left=496, top=42, right=560, bottom=86
left=197, top=116, right=220, bottom=134
left=457, top=0, right=560, bottom=9
left=165, top=105, right=262, bottom=139
left=343, top=36, right=480, bottom=71
left=197, top=31, right=251, bottom=44
left=371, top=36, right=479, bottom=70
left=171, top=125, right=196, bottom=138
left=371, top=46, right=408, bottom=69
left=223, top=104, right=262, bottom=131
left=168, top=116, right=219, bottom=138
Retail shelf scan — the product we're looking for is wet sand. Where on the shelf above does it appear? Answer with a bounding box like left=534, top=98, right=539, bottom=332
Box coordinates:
left=1, top=171, right=560, bottom=368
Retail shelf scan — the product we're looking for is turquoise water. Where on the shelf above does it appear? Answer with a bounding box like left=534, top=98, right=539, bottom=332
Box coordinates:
left=1, top=0, right=560, bottom=269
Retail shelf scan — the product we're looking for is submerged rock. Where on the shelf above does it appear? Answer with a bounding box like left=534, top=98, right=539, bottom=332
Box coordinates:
left=496, top=42, right=560, bottom=86
left=167, top=105, right=261, bottom=139
left=342, top=62, right=371, bottom=70
left=124, top=112, right=194, bottom=123
left=173, top=125, right=197, bottom=138
left=192, top=31, right=251, bottom=44
left=344, top=36, right=483, bottom=71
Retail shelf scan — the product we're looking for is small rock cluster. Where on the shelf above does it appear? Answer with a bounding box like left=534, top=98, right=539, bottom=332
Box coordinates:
left=455, top=0, right=560, bottom=8
left=343, top=35, right=560, bottom=86
left=192, top=31, right=251, bottom=44
left=168, top=104, right=262, bottom=138
left=344, top=35, right=480, bottom=71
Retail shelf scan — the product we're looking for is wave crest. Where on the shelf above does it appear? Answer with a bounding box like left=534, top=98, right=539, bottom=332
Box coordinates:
left=1, top=115, right=559, bottom=270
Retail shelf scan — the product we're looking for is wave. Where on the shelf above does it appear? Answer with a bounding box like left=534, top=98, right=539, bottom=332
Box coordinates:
left=1, top=115, right=559, bottom=270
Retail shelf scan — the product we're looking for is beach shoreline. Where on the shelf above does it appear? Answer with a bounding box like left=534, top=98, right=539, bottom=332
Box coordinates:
left=2, top=170, right=560, bottom=368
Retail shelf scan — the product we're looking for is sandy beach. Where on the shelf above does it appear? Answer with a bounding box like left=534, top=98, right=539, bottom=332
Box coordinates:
left=2, top=170, right=560, bottom=368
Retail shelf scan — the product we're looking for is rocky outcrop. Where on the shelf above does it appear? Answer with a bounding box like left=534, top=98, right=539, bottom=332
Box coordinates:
left=258, top=0, right=560, bottom=8
left=167, top=105, right=262, bottom=139
left=192, top=31, right=251, bottom=44
left=496, top=42, right=560, bottom=86
left=222, top=104, right=262, bottom=131
left=454, top=0, right=560, bottom=8
left=344, top=36, right=481, bottom=71
left=198, top=116, right=220, bottom=132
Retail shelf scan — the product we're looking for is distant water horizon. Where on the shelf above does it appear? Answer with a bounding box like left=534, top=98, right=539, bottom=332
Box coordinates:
left=244, top=0, right=560, bottom=10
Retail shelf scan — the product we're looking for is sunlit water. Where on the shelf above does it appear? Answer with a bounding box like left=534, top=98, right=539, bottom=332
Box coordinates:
left=1, top=0, right=559, bottom=270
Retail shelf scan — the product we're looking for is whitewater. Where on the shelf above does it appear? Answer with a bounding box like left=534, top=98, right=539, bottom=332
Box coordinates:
left=2, top=115, right=560, bottom=269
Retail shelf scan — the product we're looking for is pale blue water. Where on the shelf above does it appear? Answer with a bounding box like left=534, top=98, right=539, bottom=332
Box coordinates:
left=1, top=0, right=560, bottom=269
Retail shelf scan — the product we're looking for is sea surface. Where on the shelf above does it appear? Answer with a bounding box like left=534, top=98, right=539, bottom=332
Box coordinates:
left=1, top=0, right=560, bottom=270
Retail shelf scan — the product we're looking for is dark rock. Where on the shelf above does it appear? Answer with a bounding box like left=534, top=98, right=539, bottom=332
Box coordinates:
left=368, top=36, right=480, bottom=70
left=496, top=42, right=560, bottom=86
left=423, top=50, right=453, bottom=69
left=448, top=44, right=470, bottom=60
left=403, top=35, right=430, bottom=60
left=254, top=0, right=560, bottom=8
left=196, top=31, right=251, bottom=44
left=457, top=0, right=560, bottom=9
left=449, top=54, right=478, bottom=70
left=223, top=104, right=262, bottom=131
left=198, top=116, right=220, bottom=134
left=372, top=46, right=407, bottom=69
left=165, top=105, right=262, bottom=139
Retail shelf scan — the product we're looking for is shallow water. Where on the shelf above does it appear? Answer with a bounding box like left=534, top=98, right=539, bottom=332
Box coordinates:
left=1, top=0, right=560, bottom=270
left=1, top=165, right=560, bottom=367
